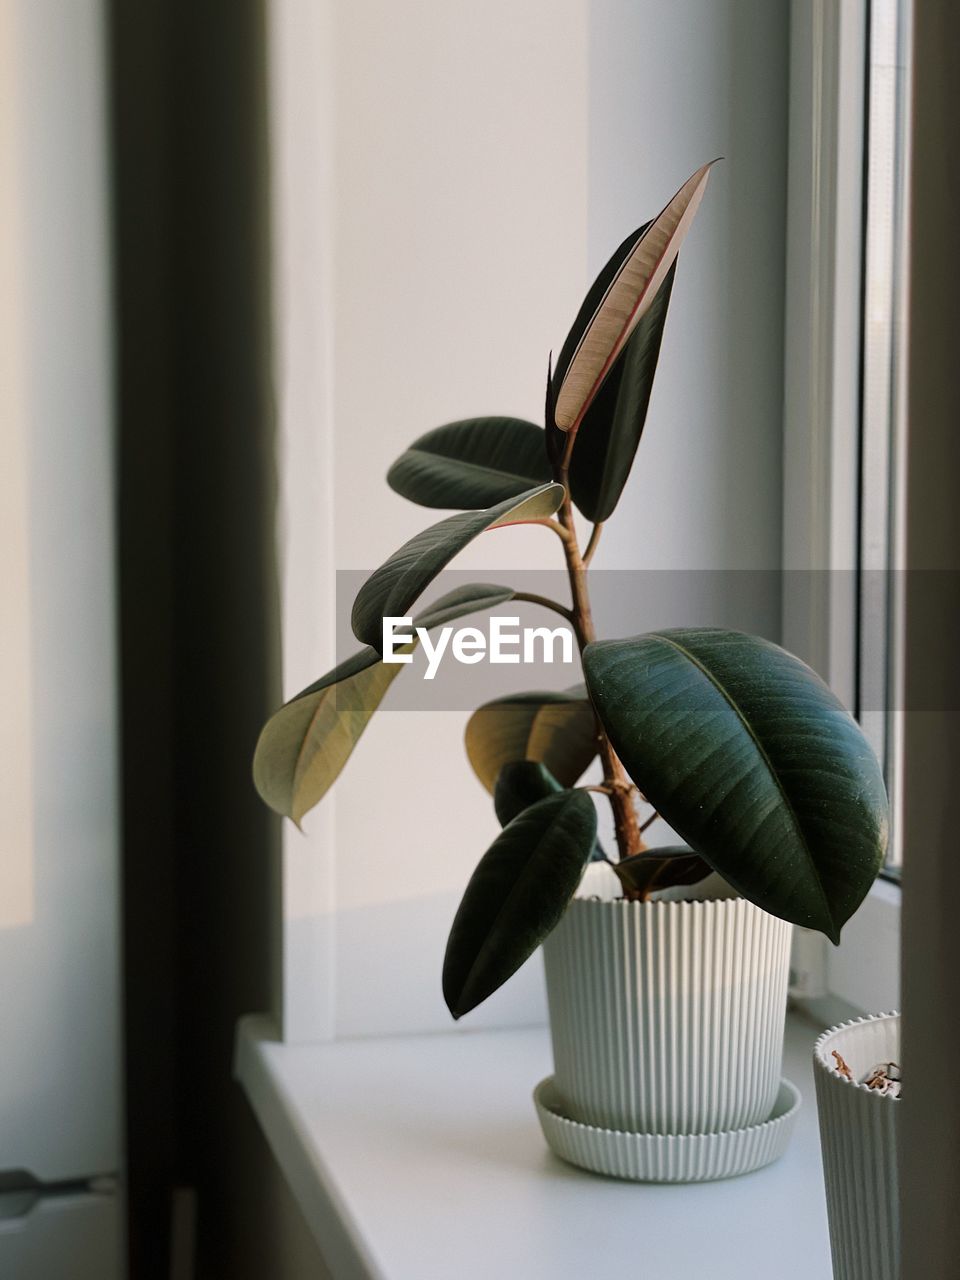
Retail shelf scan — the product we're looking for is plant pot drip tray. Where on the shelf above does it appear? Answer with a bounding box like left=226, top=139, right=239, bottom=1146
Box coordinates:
left=534, top=1076, right=801, bottom=1183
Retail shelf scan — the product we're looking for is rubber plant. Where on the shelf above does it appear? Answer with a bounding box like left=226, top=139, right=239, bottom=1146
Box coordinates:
left=254, top=162, right=889, bottom=1021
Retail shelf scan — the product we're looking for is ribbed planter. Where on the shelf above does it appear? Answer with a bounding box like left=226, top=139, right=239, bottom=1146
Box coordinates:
left=533, top=1076, right=801, bottom=1183
left=542, top=896, right=792, bottom=1136
left=813, top=1012, right=900, bottom=1280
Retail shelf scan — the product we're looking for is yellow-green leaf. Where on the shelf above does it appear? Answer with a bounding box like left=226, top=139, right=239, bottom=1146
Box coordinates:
left=255, top=660, right=403, bottom=826
left=465, top=691, right=598, bottom=793
left=254, top=584, right=516, bottom=824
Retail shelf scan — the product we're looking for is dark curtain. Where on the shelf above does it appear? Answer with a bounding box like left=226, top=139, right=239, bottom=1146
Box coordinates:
left=109, top=2, right=281, bottom=1275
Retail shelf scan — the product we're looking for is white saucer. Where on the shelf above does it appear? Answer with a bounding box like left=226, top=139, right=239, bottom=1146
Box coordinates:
left=534, top=1076, right=801, bottom=1183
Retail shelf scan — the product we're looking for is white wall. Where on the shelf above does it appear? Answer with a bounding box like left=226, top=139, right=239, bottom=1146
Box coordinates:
left=0, top=0, right=122, bottom=1196
left=588, top=0, right=788, bottom=578
left=272, top=0, right=790, bottom=1043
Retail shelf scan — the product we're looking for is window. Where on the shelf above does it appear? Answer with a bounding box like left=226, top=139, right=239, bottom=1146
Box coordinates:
left=783, top=0, right=907, bottom=1017
left=858, top=0, right=912, bottom=877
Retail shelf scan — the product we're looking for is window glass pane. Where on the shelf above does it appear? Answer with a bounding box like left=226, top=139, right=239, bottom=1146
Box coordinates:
left=859, top=0, right=912, bottom=874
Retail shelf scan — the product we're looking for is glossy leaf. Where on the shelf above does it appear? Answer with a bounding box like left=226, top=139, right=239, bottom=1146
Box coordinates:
left=494, top=761, right=607, bottom=862
left=387, top=417, right=552, bottom=510
left=550, top=224, right=648, bottom=424
left=465, top=691, right=598, bottom=793
left=566, top=263, right=676, bottom=521
left=403, top=582, right=519, bottom=634
left=352, top=483, right=564, bottom=650
left=493, top=760, right=563, bottom=826
left=613, top=844, right=711, bottom=898
left=443, top=790, right=598, bottom=1018
left=254, top=584, right=515, bottom=824
left=553, top=162, right=713, bottom=433
left=544, top=229, right=641, bottom=466
left=583, top=628, right=889, bottom=941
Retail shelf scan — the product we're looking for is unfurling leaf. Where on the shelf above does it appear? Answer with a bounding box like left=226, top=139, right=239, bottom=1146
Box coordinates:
left=387, top=417, right=552, bottom=510
left=443, top=790, right=597, bottom=1018
left=553, top=162, right=714, bottom=433
left=565, top=262, right=676, bottom=521
left=548, top=222, right=648, bottom=438
left=583, top=628, right=888, bottom=941
left=465, top=691, right=598, bottom=793
left=351, top=483, right=564, bottom=650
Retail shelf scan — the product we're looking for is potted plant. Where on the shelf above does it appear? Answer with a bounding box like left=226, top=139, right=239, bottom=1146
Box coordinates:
left=254, top=163, right=889, bottom=1181
left=813, top=1012, right=900, bottom=1279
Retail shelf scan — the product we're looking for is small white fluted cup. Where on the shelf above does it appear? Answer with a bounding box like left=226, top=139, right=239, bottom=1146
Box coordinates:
left=813, top=1012, right=900, bottom=1280
left=542, top=894, right=792, bottom=1135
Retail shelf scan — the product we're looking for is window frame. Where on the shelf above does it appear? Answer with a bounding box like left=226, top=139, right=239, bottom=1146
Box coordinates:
left=782, top=0, right=901, bottom=1018
left=857, top=0, right=913, bottom=879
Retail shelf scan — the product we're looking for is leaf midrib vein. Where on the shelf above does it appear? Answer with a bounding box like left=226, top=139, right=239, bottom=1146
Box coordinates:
left=649, top=633, right=834, bottom=929
left=410, top=448, right=545, bottom=486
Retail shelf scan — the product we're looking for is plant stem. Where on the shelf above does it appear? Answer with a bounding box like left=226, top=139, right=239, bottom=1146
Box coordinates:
left=583, top=522, right=604, bottom=566
left=529, top=517, right=574, bottom=546
left=512, top=591, right=574, bottom=622
left=552, top=452, right=645, bottom=860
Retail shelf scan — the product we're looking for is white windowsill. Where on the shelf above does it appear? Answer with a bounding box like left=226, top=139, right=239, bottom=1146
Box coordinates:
left=235, top=1011, right=833, bottom=1280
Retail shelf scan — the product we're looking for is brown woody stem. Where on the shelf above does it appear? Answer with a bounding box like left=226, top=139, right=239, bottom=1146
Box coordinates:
left=553, top=433, right=645, bottom=861
left=583, top=522, right=604, bottom=566
left=529, top=517, right=574, bottom=545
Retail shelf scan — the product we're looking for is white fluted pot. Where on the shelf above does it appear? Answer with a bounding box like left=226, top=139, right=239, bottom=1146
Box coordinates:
left=542, top=896, right=792, bottom=1136
left=813, top=1013, right=900, bottom=1280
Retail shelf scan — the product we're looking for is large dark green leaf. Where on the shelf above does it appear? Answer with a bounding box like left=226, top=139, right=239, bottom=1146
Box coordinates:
left=552, top=162, right=713, bottom=433
left=254, top=584, right=515, bottom=823
left=387, top=417, right=553, bottom=509
left=401, top=582, right=519, bottom=636
left=566, top=263, right=676, bottom=521
left=443, top=790, right=597, bottom=1018
left=464, top=691, right=598, bottom=792
left=493, top=760, right=563, bottom=826
left=494, top=761, right=607, bottom=862
left=352, top=482, right=564, bottom=649
left=583, top=628, right=889, bottom=941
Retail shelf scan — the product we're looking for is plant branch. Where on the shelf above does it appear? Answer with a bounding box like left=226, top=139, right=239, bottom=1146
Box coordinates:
left=530, top=517, right=574, bottom=546
left=639, top=809, right=660, bottom=834
left=583, top=523, right=604, bottom=566
left=559, top=425, right=578, bottom=473
left=552, top=471, right=645, bottom=861
left=513, top=591, right=574, bottom=623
